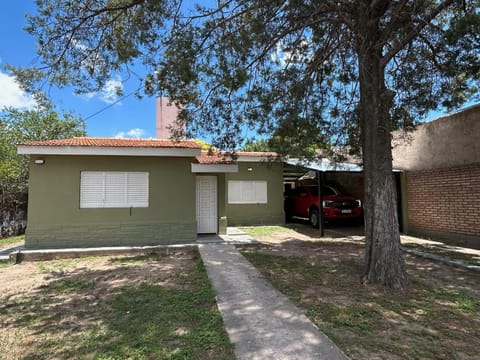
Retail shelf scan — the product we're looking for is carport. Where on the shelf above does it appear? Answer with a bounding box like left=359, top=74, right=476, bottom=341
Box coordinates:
left=283, top=158, right=406, bottom=236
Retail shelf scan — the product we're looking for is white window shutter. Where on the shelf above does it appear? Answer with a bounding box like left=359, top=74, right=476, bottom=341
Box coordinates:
left=126, top=172, right=149, bottom=207
left=80, top=172, right=105, bottom=208
left=227, top=180, right=268, bottom=204
left=228, top=181, right=245, bottom=204
left=255, top=181, right=267, bottom=204
left=80, top=171, right=149, bottom=208
left=104, top=172, right=127, bottom=207
left=241, top=182, right=256, bottom=203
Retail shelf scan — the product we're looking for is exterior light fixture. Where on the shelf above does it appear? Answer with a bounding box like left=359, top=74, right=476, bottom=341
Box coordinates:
left=247, top=167, right=253, bottom=172
left=34, top=159, right=45, bottom=165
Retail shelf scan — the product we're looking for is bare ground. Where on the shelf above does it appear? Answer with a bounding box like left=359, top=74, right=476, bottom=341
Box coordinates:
left=0, top=252, right=233, bottom=360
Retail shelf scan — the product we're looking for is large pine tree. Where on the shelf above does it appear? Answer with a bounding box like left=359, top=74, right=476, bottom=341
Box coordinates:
left=12, top=0, right=480, bottom=290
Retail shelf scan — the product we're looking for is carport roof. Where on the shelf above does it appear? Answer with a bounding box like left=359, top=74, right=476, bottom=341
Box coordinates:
left=284, top=158, right=363, bottom=172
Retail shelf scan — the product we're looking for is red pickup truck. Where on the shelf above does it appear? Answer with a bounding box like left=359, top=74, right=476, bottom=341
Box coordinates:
left=285, top=185, right=363, bottom=227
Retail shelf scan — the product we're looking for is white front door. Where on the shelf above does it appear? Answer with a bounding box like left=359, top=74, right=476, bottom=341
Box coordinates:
left=196, top=176, right=218, bottom=234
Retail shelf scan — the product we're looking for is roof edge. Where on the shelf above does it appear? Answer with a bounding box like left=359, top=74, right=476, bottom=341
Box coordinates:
left=17, top=145, right=201, bottom=157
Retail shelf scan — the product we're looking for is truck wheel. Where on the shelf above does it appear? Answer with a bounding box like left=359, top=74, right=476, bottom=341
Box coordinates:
left=309, top=208, right=319, bottom=228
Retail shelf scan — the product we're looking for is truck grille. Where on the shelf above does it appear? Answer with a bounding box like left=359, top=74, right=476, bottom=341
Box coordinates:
left=333, top=201, right=358, bottom=209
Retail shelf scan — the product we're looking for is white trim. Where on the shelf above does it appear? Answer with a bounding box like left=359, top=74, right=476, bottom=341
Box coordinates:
left=17, top=145, right=201, bottom=157
left=191, top=163, right=238, bottom=173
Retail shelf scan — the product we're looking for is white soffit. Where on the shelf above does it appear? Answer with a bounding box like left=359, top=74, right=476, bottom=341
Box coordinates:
left=17, top=145, right=201, bottom=157
left=191, top=163, right=239, bottom=173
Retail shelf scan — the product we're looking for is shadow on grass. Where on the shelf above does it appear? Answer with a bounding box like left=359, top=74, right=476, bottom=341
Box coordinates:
left=284, top=220, right=365, bottom=239
left=241, top=239, right=480, bottom=359
left=0, top=253, right=233, bottom=360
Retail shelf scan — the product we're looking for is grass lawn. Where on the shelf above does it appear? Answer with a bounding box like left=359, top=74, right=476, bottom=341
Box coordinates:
left=0, top=235, right=24, bottom=250
left=240, top=225, right=480, bottom=360
left=0, top=252, right=234, bottom=360
left=239, top=225, right=289, bottom=237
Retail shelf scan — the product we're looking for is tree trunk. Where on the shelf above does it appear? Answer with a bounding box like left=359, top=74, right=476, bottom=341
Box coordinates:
left=357, top=5, right=409, bottom=291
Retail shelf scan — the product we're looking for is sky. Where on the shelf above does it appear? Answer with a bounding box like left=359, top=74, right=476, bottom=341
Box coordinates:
left=0, top=1, right=158, bottom=139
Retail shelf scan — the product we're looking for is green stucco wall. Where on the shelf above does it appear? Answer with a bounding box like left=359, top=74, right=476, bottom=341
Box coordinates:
left=225, top=162, right=285, bottom=226
left=217, top=174, right=227, bottom=234
left=26, top=155, right=197, bottom=249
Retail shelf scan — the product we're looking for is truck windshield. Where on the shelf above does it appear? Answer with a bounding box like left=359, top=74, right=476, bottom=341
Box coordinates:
left=307, top=186, right=337, bottom=196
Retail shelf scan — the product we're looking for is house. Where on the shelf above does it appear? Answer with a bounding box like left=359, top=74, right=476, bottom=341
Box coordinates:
left=17, top=138, right=284, bottom=249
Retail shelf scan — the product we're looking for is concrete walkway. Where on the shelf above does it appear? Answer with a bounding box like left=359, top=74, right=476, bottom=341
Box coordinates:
left=199, top=244, right=348, bottom=360
left=0, top=244, right=24, bottom=261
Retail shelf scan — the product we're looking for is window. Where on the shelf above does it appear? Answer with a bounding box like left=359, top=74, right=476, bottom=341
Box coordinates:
left=228, top=181, right=267, bottom=204
left=80, top=171, right=149, bottom=208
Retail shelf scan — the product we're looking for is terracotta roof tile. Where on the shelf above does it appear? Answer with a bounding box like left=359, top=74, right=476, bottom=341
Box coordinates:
left=19, top=137, right=200, bottom=149
left=196, top=152, right=235, bottom=164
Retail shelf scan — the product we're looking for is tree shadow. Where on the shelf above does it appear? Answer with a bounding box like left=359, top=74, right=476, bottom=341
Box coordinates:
left=241, top=239, right=480, bottom=359
left=0, top=253, right=233, bottom=359
left=283, top=221, right=365, bottom=239
left=247, top=229, right=480, bottom=297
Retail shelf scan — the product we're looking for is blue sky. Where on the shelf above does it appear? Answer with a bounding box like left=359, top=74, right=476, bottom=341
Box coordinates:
left=0, top=1, right=158, bottom=139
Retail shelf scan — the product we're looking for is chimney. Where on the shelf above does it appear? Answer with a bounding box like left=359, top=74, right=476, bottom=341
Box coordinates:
left=155, top=97, right=184, bottom=139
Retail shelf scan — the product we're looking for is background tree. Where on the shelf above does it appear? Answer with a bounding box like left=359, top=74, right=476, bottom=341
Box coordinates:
left=0, top=97, right=86, bottom=223
left=14, top=0, right=480, bottom=290
left=193, top=139, right=217, bottom=152
left=242, top=139, right=271, bottom=152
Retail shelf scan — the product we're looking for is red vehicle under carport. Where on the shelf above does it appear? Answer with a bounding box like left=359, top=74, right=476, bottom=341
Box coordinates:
left=285, top=185, right=363, bottom=227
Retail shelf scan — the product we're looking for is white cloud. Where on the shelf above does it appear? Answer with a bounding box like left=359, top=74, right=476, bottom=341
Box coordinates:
left=83, top=92, right=96, bottom=100
left=73, top=39, right=104, bottom=76
left=0, top=71, right=36, bottom=110
left=271, top=40, right=313, bottom=67
left=83, top=76, right=124, bottom=105
left=114, top=128, right=146, bottom=139
left=100, top=77, right=123, bottom=104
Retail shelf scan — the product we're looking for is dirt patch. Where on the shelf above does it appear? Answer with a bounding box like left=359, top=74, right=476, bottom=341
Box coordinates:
left=0, top=252, right=195, bottom=298
left=0, top=251, right=233, bottom=360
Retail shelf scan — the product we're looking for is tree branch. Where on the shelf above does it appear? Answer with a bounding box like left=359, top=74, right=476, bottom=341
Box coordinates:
left=44, top=0, right=147, bottom=70
left=381, top=0, right=455, bottom=66
left=380, top=0, right=409, bottom=43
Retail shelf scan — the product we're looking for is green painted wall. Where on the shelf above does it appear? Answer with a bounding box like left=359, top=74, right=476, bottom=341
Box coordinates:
left=26, top=155, right=197, bottom=249
left=225, top=162, right=285, bottom=226
left=217, top=174, right=227, bottom=234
